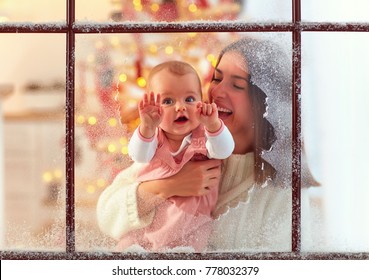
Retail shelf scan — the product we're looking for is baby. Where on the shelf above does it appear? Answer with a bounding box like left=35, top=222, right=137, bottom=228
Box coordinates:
left=117, top=60, right=234, bottom=252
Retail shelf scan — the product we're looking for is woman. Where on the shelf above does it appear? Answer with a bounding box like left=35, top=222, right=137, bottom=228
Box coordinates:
left=97, top=36, right=317, bottom=252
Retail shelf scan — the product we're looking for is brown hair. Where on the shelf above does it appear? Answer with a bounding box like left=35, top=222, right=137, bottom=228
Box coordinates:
left=215, top=37, right=319, bottom=187
left=147, top=60, right=202, bottom=94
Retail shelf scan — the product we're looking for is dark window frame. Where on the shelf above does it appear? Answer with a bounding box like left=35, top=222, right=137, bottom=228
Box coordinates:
left=1, top=0, right=369, bottom=260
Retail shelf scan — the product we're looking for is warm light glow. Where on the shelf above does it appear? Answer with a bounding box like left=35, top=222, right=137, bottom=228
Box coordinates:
left=87, top=185, right=96, bottom=194
left=108, top=118, right=118, bottom=127
left=207, top=54, right=218, bottom=67
left=151, top=3, right=160, bottom=12
left=188, top=4, right=198, bottom=13
left=188, top=32, right=197, bottom=38
left=88, top=116, right=97, bottom=125
left=110, top=37, right=120, bottom=47
left=165, top=46, right=174, bottom=55
left=137, top=77, right=147, bottom=88
left=87, top=54, right=95, bottom=63
left=149, top=44, right=158, bottom=54
left=97, top=179, right=106, bottom=188
left=76, top=115, right=86, bottom=124
left=134, top=4, right=143, bottom=11
left=133, top=0, right=141, bottom=5
left=0, top=16, right=8, bottom=23
left=120, top=137, right=128, bottom=145
left=108, top=144, right=116, bottom=153
left=43, top=172, right=53, bottom=183
left=119, top=73, right=128, bottom=82
left=121, top=146, right=129, bottom=155
left=53, top=169, right=63, bottom=179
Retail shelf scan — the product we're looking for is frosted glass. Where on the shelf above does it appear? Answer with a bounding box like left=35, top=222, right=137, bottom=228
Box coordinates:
left=301, top=32, right=369, bottom=252
left=0, top=34, right=66, bottom=251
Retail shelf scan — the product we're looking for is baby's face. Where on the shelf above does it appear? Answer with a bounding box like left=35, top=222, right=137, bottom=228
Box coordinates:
left=150, top=69, right=202, bottom=138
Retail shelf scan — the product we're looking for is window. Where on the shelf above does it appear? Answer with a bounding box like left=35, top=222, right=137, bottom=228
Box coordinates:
left=1, top=0, right=369, bottom=259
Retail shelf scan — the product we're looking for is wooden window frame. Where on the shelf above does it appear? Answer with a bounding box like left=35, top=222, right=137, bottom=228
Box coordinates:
left=1, top=0, right=369, bottom=260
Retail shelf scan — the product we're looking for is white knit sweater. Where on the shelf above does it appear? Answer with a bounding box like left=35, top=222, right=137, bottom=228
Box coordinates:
left=97, top=153, right=311, bottom=251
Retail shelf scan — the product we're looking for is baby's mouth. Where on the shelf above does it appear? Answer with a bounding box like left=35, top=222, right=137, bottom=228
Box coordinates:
left=174, top=116, right=188, bottom=123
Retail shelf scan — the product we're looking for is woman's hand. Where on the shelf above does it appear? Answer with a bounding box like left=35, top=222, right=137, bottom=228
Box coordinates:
left=137, top=159, right=221, bottom=216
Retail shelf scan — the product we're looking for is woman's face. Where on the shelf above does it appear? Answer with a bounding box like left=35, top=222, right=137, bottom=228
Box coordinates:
left=208, top=51, right=255, bottom=154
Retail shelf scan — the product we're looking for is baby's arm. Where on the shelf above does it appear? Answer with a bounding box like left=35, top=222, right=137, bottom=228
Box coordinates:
left=205, top=120, right=235, bottom=159
left=128, top=127, right=158, bottom=163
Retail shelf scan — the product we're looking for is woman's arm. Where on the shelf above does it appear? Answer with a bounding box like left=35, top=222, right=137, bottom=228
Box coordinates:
left=97, top=160, right=221, bottom=240
left=137, top=159, right=222, bottom=217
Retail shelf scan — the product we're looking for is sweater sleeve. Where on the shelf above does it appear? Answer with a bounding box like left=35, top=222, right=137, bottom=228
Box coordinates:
left=96, top=162, right=155, bottom=240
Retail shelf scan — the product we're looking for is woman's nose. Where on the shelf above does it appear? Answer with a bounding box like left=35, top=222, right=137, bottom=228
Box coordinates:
left=210, top=83, right=226, bottom=100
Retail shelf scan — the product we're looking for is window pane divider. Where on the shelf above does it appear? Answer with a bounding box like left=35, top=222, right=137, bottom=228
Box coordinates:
left=1, top=0, right=369, bottom=260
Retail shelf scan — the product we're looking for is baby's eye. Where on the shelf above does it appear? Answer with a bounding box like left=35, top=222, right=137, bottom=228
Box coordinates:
left=185, top=96, right=196, bottom=102
left=162, top=98, right=173, bottom=105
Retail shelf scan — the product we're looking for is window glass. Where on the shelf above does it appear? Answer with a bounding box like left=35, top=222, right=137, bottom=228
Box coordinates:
left=301, top=32, right=369, bottom=252
left=0, top=0, right=65, bottom=23
left=75, top=32, right=292, bottom=251
left=76, top=0, right=291, bottom=23
left=302, top=0, right=369, bottom=22
left=0, top=34, right=66, bottom=251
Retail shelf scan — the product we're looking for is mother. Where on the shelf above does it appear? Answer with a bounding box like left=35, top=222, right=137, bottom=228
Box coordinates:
left=97, top=37, right=317, bottom=252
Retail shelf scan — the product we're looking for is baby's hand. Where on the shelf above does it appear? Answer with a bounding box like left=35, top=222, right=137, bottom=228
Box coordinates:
left=197, top=102, right=221, bottom=133
left=138, top=92, right=163, bottom=138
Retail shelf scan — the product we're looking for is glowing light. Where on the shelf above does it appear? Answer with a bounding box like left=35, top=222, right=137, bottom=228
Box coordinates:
left=53, top=169, right=63, bottom=179
left=87, top=54, right=95, bottom=63
left=151, top=3, right=159, bottom=12
left=119, top=73, right=127, bottom=82
left=110, top=37, right=120, bottom=47
left=43, top=172, right=53, bottom=183
left=0, top=16, right=9, bottom=23
left=188, top=32, right=197, bottom=38
left=165, top=46, right=174, bottom=55
left=108, top=144, right=116, bottom=153
left=207, top=54, right=216, bottom=62
left=149, top=44, right=158, bottom=54
left=137, top=77, right=147, bottom=88
left=88, top=116, right=97, bottom=125
left=121, top=146, right=129, bottom=155
left=108, top=118, right=118, bottom=127
left=134, top=4, right=143, bottom=11
left=97, top=179, right=106, bottom=188
left=188, top=4, right=198, bottom=13
left=120, top=137, right=128, bottom=145
left=76, top=115, right=85, bottom=124
left=87, top=185, right=96, bottom=194
left=133, top=0, right=141, bottom=5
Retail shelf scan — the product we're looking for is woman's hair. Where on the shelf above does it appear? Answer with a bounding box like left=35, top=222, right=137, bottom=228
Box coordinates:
left=216, top=37, right=319, bottom=187
left=147, top=60, right=202, bottom=94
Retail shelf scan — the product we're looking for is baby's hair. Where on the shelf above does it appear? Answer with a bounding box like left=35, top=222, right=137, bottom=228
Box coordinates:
left=147, top=60, right=202, bottom=93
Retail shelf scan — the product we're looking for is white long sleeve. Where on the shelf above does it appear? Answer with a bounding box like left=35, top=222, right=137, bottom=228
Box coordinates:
left=128, top=127, right=158, bottom=163
left=205, top=121, right=235, bottom=159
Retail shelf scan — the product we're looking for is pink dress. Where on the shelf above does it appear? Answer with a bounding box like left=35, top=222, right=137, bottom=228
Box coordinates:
left=116, top=125, right=219, bottom=252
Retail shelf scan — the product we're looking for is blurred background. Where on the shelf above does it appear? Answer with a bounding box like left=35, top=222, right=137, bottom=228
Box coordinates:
left=0, top=0, right=368, bottom=252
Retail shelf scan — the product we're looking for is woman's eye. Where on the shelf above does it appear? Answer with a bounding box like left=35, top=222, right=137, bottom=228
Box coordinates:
left=234, top=84, right=246, bottom=90
left=162, top=98, right=173, bottom=105
left=211, top=78, right=221, bottom=83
